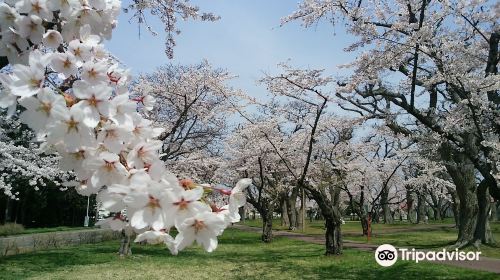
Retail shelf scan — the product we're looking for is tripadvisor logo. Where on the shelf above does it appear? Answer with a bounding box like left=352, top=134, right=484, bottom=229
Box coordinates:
left=375, top=244, right=398, bottom=267
left=374, top=244, right=481, bottom=267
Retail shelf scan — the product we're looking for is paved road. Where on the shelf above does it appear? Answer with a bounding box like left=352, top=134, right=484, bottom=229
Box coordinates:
left=232, top=224, right=500, bottom=274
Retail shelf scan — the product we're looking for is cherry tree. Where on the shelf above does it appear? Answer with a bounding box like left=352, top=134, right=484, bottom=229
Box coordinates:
left=0, top=0, right=248, bottom=256
left=285, top=0, right=499, bottom=248
left=224, top=117, right=291, bottom=242
left=402, top=155, right=456, bottom=223
left=132, top=61, right=240, bottom=162
left=0, top=111, right=69, bottom=207
left=256, top=64, right=351, bottom=255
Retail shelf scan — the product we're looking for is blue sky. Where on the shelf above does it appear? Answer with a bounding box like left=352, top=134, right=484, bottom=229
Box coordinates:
left=106, top=1, right=356, bottom=99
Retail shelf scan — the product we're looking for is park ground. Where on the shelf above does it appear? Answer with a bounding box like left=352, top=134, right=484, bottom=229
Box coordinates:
left=0, top=222, right=499, bottom=279
left=242, top=218, right=500, bottom=259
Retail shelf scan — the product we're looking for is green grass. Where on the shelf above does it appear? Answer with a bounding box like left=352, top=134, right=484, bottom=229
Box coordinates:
left=22, top=226, right=89, bottom=235
left=241, top=219, right=500, bottom=258
left=0, top=224, right=88, bottom=237
left=0, top=229, right=498, bottom=280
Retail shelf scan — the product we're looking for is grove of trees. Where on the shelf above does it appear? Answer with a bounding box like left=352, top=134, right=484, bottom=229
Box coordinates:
left=0, top=0, right=498, bottom=258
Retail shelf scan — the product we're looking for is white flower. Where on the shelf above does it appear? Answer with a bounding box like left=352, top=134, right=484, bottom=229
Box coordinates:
left=131, top=113, right=164, bottom=141
left=0, top=29, right=30, bottom=64
left=16, top=14, right=44, bottom=44
left=175, top=212, right=226, bottom=253
left=229, top=178, right=251, bottom=209
left=19, top=88, right=66, bottom=134
left=97, top=122, right=131, bottom=154
left=46, top=104, right=96, bottom=151
left=126, top=141, right=163, bottom=169
left=98, top=186, right=128, bottom=211
left=9, top=50, right=47, bottom=97
left=42, top=30, right=63, bottom=48
left=0, top=74, right=17, bottom=116
left=81, top=61, right=108, bottom=84
left=135, top=230, right=172, bottom=244
left=16, top=0, right=52, bottom=21
left=126, top=183, right=170, bottom=231
left=68, top=39, right=91, bottom=63
left=79, top=24, right=100, bottom=47
left=0, top=3, right=19, bottom=29
left=57, top=148, right=93, bottom=179
left=96, top=213, right=127, bottom=231
left=50, top=52, right=78, bottom=78
left=109, top=94, right=136, bottom=129
left=135, top=230, right=178, bottom=254
left=72, top=80, right=113, bottom=127
left=163, top=186, right=209, bottom=228
left=86, top=151, right=129, bottom=188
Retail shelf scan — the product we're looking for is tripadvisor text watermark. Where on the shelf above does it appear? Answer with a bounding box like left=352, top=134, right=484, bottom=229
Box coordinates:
left=375, top=244, right=481, bottom=267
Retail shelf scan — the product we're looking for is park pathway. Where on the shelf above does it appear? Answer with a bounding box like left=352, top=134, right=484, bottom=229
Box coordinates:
left=232, top=224, right=500, bottom=274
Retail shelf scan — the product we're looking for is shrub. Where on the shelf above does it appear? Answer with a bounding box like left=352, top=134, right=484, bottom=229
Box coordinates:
left=0, top=223, right=25, bottom=237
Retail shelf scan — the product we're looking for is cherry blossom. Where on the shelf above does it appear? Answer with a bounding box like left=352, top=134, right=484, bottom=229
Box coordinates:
left=0, top=0, right=249, bottom=256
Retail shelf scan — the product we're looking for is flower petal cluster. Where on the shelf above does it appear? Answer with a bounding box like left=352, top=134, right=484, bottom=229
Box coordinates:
left=0, top=0, right=248, bottom=254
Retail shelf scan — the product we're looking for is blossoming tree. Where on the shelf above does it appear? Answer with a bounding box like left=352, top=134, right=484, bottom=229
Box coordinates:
left=0, top=0, right=249, bottom=256
left=284, top=0, right=499, bottom=248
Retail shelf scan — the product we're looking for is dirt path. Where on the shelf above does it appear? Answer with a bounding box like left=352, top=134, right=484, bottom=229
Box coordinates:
left=232, top=224, right=500, bottom=274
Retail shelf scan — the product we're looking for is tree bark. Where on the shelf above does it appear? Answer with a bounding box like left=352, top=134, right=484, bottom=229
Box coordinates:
left=305, top=183, right=343, bottom=255
left=118, top=230, right=132, bottom=257
left=280, top=193, right=290, bottom=227
left=473, top=179, right=495, bottom=246
left=286, top=187, right=299, bottom=230
left=406, top=187, right=417, bottom=223
left=4, top=197, right=11, bottom=223
left=325, top=217, right=342, bottom=255
left=381, top=184, right=394, bottom=224
left=448, top=187, right=460, bottom=228
left=416, top=192, right=427, bottom=224
left=440, top=144, right=479, bottom=248
left=238, top=206, right=246, bottom=222
left=360, top=213, right=370, bottom=236
left=261, top=204, right=274, bottom=242
left=494, top=202, right=500, bottom=222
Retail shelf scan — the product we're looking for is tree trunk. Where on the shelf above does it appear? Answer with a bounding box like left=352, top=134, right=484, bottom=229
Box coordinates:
left=4, top=197, right=10, bottom=223
left=441, top=144, right=479, bottom=248
left=434, top=206, right=442, bottom=220
left=406, top=187, right=417, bottom=223
left=298, top=203, right=304, bottom=229
left=494, top=202, right=500, bottom=222
left=286, top=187, right=299, bottom=230
left=238, top=206, right=246, bottom=222
left=473, top=179, right=495, bottom=246
left=448, top=187, right=460, bottom=228
left=325, top=217, right=342, bottom=255
left=261, top=205, right=274, bottom=242
left=416, top=192, right=426, bottom=224
left=360, top=213, right=370, bottom=236
left=280, top=193, right=290, bottom=227
left=305, top=182, right=343, bottom=255
left=118, top=230, right=132, bottom=257
left=381, top=184, right=394, bottom=224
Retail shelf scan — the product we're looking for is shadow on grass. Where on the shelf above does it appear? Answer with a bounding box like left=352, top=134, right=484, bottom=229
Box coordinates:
left=0, top=229, right=498, bottom=280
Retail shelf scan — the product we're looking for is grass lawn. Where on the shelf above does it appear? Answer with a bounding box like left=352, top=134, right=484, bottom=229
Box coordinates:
left=0, top=225, right=89, bottom=237
left=22, top=226, right=89, bottom=235
left=241, top=219, right=500, bottom=258
left=0, top=229, right=498, bottom=280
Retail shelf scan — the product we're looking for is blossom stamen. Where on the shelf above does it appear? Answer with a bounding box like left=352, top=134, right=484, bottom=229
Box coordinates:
left=173, top=198, right=190, bottom=210
left=192, top=219, right=206, bottom=234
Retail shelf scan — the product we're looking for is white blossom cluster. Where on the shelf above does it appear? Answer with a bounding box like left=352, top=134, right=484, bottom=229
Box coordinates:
left=0, top=113, right=69, bottom=198
left=0, top=0, right=249, bottom=254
